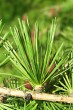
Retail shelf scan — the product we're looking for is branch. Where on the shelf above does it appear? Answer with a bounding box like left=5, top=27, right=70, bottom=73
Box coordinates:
left=0, top=87, right=73, bottom=103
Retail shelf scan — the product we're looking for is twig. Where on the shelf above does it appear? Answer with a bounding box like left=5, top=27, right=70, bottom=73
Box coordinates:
left=0, top=87, right=73, bottom=103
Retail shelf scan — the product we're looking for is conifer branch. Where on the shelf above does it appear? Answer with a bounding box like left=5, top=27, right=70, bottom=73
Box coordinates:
left=0, top=87, right=73, bottom=103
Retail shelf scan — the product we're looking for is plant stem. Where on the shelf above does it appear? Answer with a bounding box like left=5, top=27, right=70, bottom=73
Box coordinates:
left=0, top=87, right=73, bottom=103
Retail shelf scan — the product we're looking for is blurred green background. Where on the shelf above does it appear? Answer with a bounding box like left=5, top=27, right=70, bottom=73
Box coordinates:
left=0, top=0, right=73, bottom=77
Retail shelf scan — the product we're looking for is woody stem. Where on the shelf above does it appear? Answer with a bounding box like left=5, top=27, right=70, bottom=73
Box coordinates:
left=0, top=87, right=73, bottom=103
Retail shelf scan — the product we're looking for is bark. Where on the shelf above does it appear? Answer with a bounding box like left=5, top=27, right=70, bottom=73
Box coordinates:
left=0, top=87, right=73, bottom=103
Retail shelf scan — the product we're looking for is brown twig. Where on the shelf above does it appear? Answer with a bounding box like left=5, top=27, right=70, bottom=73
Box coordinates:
left=0, top=87, right=73, bottom=103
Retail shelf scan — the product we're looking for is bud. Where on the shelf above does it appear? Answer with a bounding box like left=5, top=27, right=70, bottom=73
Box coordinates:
left=24, top=81, right=33, bottom=90
left=22, top=15, right=27, bottom=22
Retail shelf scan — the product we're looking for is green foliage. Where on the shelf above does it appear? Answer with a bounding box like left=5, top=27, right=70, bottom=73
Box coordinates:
left=0, top=18, right=73, bottom=109
left=0, top=103, right=14, bottom=110
left=0, top=0, right=51, bottom=23
left=53, top=52, right=73, bottom=95
left=0, top=18, right=69, bottom=88
left=0, top=0, right=73, bottom=109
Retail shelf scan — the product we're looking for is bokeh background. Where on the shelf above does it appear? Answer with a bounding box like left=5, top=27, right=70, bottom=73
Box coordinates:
left=0, top=0, right=73, bottom=79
